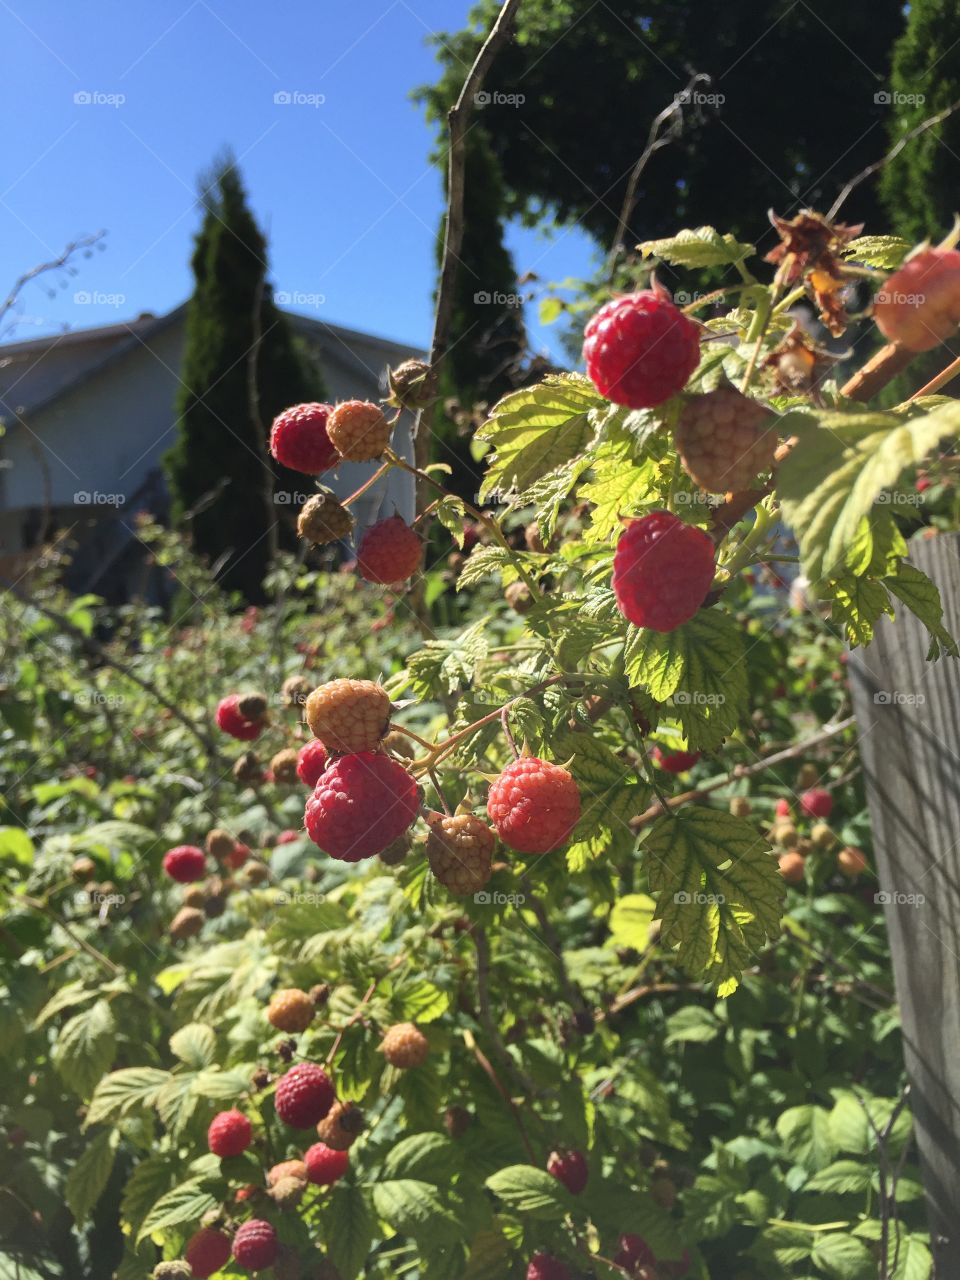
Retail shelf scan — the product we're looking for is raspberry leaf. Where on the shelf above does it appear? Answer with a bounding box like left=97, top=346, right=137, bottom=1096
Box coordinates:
left=325, top=1182, right=374, bottom=1280
left=135, top=1176, right=220, bottom=1244
left=372, top=1178, right=459, bottom=1242
left=638, top=226, right=756, bottom=269
left=642, top=808, right=783, bottom=996
left=843, top=234, right=911, bottom=269
left=84, top=1067, right=171, bottom=1128
left=476, top=374, right=603, bottom=502
left=168, top=1022, right=216, bottom=1069
left=484, top=1164, right=572, bottom=1219
left=65, top=1127, right=119, bottom=1226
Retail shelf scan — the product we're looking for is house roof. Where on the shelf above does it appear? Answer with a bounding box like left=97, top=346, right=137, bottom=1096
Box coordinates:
left=0, top=304, right=427, bottom=421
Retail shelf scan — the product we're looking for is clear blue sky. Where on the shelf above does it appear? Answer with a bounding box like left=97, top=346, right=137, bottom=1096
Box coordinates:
left=0, top=0, right=595, bottom=357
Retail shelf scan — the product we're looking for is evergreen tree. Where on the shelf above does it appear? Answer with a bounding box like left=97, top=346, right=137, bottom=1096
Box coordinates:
left=880, top=0, right=960, bottom=243
left=164, top=158, right=325, bottom=600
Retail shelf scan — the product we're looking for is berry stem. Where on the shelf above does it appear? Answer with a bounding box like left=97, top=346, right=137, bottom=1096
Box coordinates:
left=427, top=765, right=454, bottom=815
left=500, top=705, right=522, bottom=760
left=341, top=461, right=391, bottom=508
left=908, top=350, right=960, bottom=400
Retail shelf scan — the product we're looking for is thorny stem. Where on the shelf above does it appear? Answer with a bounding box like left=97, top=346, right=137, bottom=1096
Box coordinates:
left=500, top=705, right=521, bottom=759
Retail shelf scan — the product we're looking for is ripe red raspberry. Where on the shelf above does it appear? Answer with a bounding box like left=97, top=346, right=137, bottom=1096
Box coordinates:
left=304, top=751, right=419, bottom=861
left=380, top=1021, right=430, bottom=1068
left=162, top=845, right=206, bottom=883
left=874, top=247, right=960, bottom=351
left=304, top=1141, right=350, bottom=1186
left=227, top=842, right=251, bottom=870
left=274, top=1062, right=334, bottom=1128
left=208, top=1109, right=252, bottom=1157
left=269, top=402, right=337, bottom=474
left=425, top=811, right=495, bottom=895
left=357, top=515, right=423, bottom=585
left=327, top=400, right=393, bottom=461
left=674, top=388, right=777, bottom=494
left=487, top=758, right=581, bottom=854
left=775, top=798, right=792, bottom=819
left=801, top=787, right=833, bottom=819
left=296, top=740, right=328, bottom=787
left=547, top=1148, right=588, bottom=1195
left=615, top=1234, right=657, bottom=1274
left=652, top=747, right=701, bottom=774
left=527, top=1255, right=572, bottom=1280
left=276, top=829, right=300, bottom=845
left=305, top=679, right=391, bottom=755
left=185, top=1227, right=231, bottom=1279
left=583, top=287, right=701, bottom=408
left=612, top=511, right=715, bottom=632
left=232, top=1219, right=278, bottom=1272
left=267, top=988, right=315, bottom=1033
left=216, top=694, right=265, bottom=741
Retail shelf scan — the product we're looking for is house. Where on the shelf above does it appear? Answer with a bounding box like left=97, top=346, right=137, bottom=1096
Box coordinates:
left=0, top=306, right=423, bottom=598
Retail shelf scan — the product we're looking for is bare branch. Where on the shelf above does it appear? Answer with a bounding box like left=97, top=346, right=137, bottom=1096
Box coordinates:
left=1, top=232, right=106, bottom=335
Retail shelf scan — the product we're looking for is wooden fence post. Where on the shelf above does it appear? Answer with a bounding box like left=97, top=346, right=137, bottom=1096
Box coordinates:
left=848, top=531, right=960, bottom=1274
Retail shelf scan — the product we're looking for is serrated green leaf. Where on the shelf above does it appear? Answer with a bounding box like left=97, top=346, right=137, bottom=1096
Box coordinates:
left=52, top=998, right=116, bottom=1097
left=119, top=1155, right=174, bottom=1234
left=136, top=1176, right=218, bottom=1244
left=624, top=609, right=748, bottom=750
left=643, top=808, right=783, bottom=994
left=891, top=1235, right=933, bottom=1280
left=885, top=559, right=960, bottom=658
left=84, top=1067, right=171, bottom=1129
left=778, top=404, right=960, bottom=583
left=456, top=545, right=517, bottom=591
left=827, top=574, right=894, bottom=647
left=395, top=979, right=449, bottom=1023
left=436, top=496, right=467, bottom=548
left=476, top=374, right=603, bottom=502
left=844, top=235, right=911, bottom=269
left=810, top=1231, right=875, bottom=1279
left=664, top=1005, right=722, bottom=1045
left=608, top=894, right=657, bottom=949
left=65, top=1127, right=119, bottom=1225
left=485, top=1165, right=571, bottom=1219
left=638, top=226, right=755, bottom=268
left=525, top=457, right=593, bottom=541
left=806, top=1159, right=872, bottom=1193
left=372, top=1179, right=458, bottom=1241
left=776, top=1105, right=836, bottom=1172
left=383, top=1132, right=458, bottom=1183
left=33, top=980, right=99, bottom=1028
left=581, top=445, right=658, bottom=541
left=326, top=1182, right=373, bottom=1280
left=169, top=1022, right=216, bottom=1069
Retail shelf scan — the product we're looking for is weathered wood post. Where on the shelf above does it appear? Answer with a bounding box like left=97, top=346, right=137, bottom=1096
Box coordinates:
left=848, top=532, right=960, bottom=1274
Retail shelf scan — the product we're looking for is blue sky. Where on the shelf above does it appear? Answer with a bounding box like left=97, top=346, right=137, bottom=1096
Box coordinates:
left=0, top=0, right=595, bottom=358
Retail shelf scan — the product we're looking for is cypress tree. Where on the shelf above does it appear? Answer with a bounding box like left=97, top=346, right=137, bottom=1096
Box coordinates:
left=880, top=0, right=960, bottom=243
left=164, top=157, right=325, bottom=600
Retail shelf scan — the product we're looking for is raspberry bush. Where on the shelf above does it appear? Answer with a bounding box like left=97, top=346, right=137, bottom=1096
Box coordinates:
left=2, top=211, right=958, bottom=1280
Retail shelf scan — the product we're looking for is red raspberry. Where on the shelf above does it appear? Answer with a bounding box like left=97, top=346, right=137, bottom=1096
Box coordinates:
left=615, top=1233, right=657, bottom=1274
left=304, top=1141, right=350, bottom=1185
left=652, top=747, right=701, bottom=773
left=304, top=751, right=419, bottom=861
left=674, top=387, right=777, bottom=494
left=547, top=1148, right=588, bottom=1194
left=583, top=287, right=701, bottom=408
left=357, top=515, right=423, bottom=585
left=527, top=1254, right=572, bottom=1280
left=185, top=1227, right=231, bottom=1279
left=296, top=740, right=328, bottom=787
left=232, top=1219, right=278, bottom=1272
left=276, top=829, right=300, bottom=844
left=216, top=694, right=264, bottom=741
left=487, top=758, right=581, bottom=855
left=327, top=399, right=393, bottom=461
left=775, top=798, right=791, bottom=818
left=874, top=247, right=960, bottom=351
left=274, top=1062, right=334, bottom=1128
left=162, top=845, right=206, bottom=883
left=612, top=511, right=715, bottom=632
left=208, top=1108, right=252, bottom=1157
left=800, top=787, right=833, bottom=819
left=227, top=842, right=251, bottom=870
left=269, top=402, right=337, bottom=474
